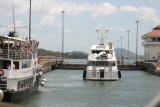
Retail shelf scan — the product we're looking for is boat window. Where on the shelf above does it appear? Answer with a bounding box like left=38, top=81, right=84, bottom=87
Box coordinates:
left=0, top=60, right=11, bottom=69
left=103, top=61, right=105, bottom=66
left=20, top=80, right=23, bottom=89
left=17, top=81, right=20, bottom=90
left=92, top=61, right=96, bottom=66
left=88, top=61, right=116, bottom=66
left=158, top=38, right=160, bottom=41
left=13, top=61, right=19, bottom=69
left=17, top=77, right=34, bottom=90
left=96, top=61, right=98, bottom=66
left=106, top=61, right=108, bottom=66
left=113, top=62, right=116, bottom=66
left=92, top=50, right=101, bottom=54
left=101, top=61, right=103, bottom=66
left=92, top=50, right=113, bottom=55
left=22, top=61, right=31, bottom=69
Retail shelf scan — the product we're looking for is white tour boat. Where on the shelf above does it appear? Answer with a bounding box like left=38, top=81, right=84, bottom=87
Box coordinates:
left=83, top=28, right=121, bottom=81
left=0, top=4, right=45, bottom=103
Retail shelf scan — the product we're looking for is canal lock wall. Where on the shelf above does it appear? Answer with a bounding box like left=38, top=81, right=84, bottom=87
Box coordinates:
left=137, top=61, right=160, bottom=76
left=39, top=60, right=62, bottom=73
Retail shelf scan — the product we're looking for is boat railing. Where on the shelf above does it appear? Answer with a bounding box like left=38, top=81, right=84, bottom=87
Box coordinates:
left=0, top=84, right=7, bottom=90
left=1, top=49, right=31, bottom=59
left=30, top=46, right=38, bottom=53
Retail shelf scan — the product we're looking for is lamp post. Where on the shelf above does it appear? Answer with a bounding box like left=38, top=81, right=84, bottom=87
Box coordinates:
left=135, top=21, right=139, bottom=66
left=127, top=31, right=130, bottom=65
left=121, top=36, right=123, bottom=62
left=29, top=0, right=31, bottom=41
left=61, top=11, right=65, bottom=64
left=117, top=40, right=119, bottom=59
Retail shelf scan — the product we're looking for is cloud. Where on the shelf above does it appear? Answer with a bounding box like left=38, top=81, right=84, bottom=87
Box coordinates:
left=32, top=1, right=118, bottom=18
left=110, top=26, right=125, bottom=32
left=120, top=5, right=160, bottom=25
left=0, top=0, right=29, bottom=15
left=90, top=3, right=118, bottom=18
left=64, top=28, right=70, bottom=33
left=0, top=0, right=118, bottom=18
left=150, top=0, right=159, bottom=1
left=120, top=5, right=137, bottom=12
left=97, top=23, right=103, bottom=28
left=35, top=15, right=61, bottom=29
left=40, top=15, right=57, bottom=26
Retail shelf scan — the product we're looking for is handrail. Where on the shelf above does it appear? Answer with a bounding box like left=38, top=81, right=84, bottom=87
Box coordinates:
left=0, top=49, right=31, bottom=59
left=30, top=46, right=38, bottom=53
left=0, top=84, right=7, bottom=90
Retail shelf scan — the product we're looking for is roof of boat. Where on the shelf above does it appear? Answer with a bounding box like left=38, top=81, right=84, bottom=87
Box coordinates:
left=0, top=34, right=29, bottom=43
left=90, top=44, right=114, bottom=50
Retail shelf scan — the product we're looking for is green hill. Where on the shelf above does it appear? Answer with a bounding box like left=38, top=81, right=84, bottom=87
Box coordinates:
left=38, top=48, right=88, bottom=59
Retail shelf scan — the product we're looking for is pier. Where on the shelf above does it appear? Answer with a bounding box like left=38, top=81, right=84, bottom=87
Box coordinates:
left=39, top=59, right=160, bottom=77
left=39, top=59, right=62, bottom=73
left=137, top=61, right=160, bottom=76
left=39, top=59, right=142, bottom=71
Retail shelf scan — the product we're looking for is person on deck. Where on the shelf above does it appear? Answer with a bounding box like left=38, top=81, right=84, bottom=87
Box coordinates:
left=0, top=46, right=3, bottom=57
left=7, top=64, right=11, bottom=69
left=13, top=63, right=15, bottom=70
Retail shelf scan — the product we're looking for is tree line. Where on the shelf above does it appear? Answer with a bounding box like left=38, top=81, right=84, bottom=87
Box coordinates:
left=38, top=48, right=88, bottom=59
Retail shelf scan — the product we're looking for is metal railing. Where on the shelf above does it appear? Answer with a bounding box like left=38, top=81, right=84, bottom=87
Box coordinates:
left=0, top=84, right=7, bottom=90
left=1, top=49, right=31, bottom=59
left=30, top=46, right=38, bottom=53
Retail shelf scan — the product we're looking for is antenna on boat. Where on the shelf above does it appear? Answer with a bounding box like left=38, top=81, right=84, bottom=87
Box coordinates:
left=8, top=3, right=27, bottom=38
left=29, top=0, right=31, bottom=41
left=96, top=28, right=100, bottom=38
left=96, top=28, right=109, bottom=45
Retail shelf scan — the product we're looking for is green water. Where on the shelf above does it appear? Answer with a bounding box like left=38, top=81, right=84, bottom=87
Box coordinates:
left=19, top=70, right=160, bottom=107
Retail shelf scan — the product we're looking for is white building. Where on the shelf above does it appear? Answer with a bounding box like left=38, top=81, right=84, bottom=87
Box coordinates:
left=141, top=25, right=160, bottom=62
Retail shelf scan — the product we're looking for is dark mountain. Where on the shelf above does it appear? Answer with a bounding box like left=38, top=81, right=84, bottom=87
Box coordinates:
left=114, top=48, right=144, bottom=58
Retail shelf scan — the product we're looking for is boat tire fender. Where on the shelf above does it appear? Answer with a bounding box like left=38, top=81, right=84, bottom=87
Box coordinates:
left=118, top=71, right=121, bottom=79
left=83, top=70, right=86, bottom=79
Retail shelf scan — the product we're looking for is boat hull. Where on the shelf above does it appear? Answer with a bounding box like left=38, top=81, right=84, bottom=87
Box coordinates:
left=83, top=70, right=121, bottom=81
left=2, top=84, right=39, bottom=103
left=83, top=78, right=119, bottom=81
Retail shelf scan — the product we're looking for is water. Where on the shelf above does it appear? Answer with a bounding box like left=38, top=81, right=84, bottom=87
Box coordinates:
left=18, top=70, right=160, bottom=107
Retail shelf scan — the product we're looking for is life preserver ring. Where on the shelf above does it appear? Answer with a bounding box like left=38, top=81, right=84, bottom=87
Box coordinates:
left=0, top=70, right=4, bottom=77
left=37, top=59, right=39, bottom=64
left=30, top=52, right=32, bottom=57
left=35, top=61, right=36, bottom=66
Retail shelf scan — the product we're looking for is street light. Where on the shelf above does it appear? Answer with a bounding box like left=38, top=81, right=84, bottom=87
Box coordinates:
left=61, top=11, right=65, bottom=64
left=135, top=21, right=139, bottom=66
left=127, top=31, right=130, bottom=65
left=117, top=40, right=119, bottom=59
left=121, top=36, right=123, bottom=62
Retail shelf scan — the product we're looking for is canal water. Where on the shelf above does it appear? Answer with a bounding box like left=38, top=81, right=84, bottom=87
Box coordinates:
left=18, top=69, right=160, bottom=107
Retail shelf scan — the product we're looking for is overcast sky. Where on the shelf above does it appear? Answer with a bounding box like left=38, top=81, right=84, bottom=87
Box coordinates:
left=0, top=0, right=160, bottom=55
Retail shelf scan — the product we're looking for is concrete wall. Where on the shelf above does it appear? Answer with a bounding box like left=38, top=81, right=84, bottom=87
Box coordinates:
left=144, top=44, right=160, bottom=62
left=137, top=61, right=160, bottom=76
left=40, top=60, right=62, bottom=73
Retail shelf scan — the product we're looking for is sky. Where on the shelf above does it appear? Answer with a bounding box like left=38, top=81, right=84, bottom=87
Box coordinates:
left=0, top=0, right=160, bottom=55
